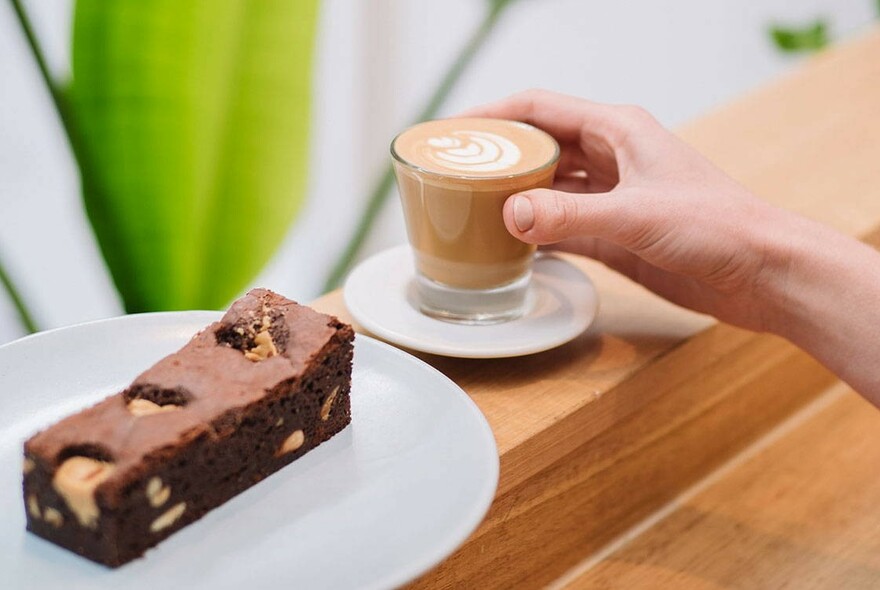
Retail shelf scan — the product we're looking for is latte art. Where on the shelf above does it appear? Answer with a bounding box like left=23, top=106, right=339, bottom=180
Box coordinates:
left=424, top=131, right=522, bottom=173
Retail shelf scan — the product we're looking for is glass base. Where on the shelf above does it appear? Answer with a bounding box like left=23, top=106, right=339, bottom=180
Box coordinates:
left=414, top=271, right=532, bottom=325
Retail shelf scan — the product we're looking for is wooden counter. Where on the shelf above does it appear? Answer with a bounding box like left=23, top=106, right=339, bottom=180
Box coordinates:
left=312, top=27, right=880, bottom=589
left=561, top=384, right=880, bottom=589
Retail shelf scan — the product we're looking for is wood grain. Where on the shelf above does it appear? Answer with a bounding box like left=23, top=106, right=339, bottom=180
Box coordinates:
left=566, top=387, right=880, bottom=590
left=310, top=27, right=880, bottom=589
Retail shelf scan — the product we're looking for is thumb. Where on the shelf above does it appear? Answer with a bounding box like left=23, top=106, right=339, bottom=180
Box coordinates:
left=503, top=188, right=632, bottom=245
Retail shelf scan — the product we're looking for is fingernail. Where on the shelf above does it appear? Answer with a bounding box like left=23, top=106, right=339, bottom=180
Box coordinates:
left=512, top=195, right=534, bottom=232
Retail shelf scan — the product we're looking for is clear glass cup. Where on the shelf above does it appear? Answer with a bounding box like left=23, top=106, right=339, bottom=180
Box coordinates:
left=391, top=119, right=559, bottom=324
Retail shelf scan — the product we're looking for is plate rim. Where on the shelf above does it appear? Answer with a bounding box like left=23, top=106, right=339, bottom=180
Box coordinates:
left=344, top=244, right=599, bottom=359
left=0, top=311, right=499, bottom=590
left=348, top=333, right=500, bottom=590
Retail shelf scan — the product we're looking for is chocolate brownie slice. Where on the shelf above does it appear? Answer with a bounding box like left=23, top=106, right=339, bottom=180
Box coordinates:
left=22, top=289, right=354, bottom=567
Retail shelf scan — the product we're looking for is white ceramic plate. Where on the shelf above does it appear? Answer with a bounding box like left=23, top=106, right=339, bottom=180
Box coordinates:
left=344, top=245, right=599, bottom=358
left=0, top=312, right=498, bottom=590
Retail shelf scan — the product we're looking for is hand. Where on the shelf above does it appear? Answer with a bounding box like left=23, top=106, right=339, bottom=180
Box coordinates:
left=463, top=90, right=880, bottom=403
left=463, top=89, right=796, bottom=332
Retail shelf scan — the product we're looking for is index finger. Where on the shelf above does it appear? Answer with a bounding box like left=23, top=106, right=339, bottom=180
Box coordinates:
left=459, top=89, right=657, bottom=156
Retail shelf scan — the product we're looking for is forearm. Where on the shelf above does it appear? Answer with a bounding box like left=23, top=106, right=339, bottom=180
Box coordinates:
left=762, top=212, right=880, bottom=405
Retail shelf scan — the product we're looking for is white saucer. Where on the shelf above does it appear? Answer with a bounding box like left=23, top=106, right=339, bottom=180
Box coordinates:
left=344, top=245, right=599, bottom=358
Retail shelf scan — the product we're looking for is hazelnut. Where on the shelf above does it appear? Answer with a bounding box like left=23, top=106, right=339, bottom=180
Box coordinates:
left=27, top=494, right=41, bottom=519
left=52, top=456, right=115, bottom=529
left=150, top=502, right=186, bottom=533
left=128, top=398, right=181, bottom=417
left=43, top=507, right=64, bottom=528
left=276, top=430, right=305, bottom=456
left=321, top=386, right=340, bottom=421
left=146, top=476, right=171, bottom=507
left=244, top=328, right=278, bottom=362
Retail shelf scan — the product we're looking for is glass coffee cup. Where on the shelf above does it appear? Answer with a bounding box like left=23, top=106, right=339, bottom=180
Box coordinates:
left=391, top=118, right=559, bottom=324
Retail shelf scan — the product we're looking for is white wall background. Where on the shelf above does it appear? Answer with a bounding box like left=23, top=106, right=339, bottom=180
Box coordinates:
left=0, top=0, right=876, bottom=344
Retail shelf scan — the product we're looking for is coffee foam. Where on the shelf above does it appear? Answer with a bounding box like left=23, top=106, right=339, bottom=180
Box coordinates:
left=393, top=118, right=558, bottom=178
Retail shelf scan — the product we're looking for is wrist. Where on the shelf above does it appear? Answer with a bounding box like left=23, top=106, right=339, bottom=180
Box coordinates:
left=751, top=208, right=809, bottom=338
left=757, top=210, right=850, bottom=339
left=756, top=209, right=880, bottom=398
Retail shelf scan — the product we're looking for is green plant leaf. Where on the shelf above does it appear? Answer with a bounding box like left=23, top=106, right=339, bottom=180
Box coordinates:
left=769, top=20, right=829, bottom=53
left=67, top=0, right=319, bottom=312
left=0, top=250, right=38, bottom=333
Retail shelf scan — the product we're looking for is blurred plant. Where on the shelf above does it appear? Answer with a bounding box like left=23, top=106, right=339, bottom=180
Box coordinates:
left=770, top=20, right=829, bottom=53
left=0, top=257, right=36, bottom=333
left=322, top=0, right=522, bottom=292
left=5, top=0, right=319, bottom=330
left=769, top=1, right=880, bottom=54
left=3, top=0, right=520, bottom=334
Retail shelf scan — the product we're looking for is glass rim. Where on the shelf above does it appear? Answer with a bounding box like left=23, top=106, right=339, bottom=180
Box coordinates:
left=390, top=118, right=561, bottom=182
